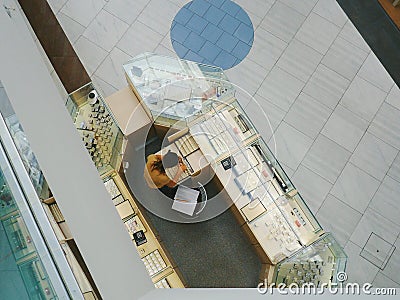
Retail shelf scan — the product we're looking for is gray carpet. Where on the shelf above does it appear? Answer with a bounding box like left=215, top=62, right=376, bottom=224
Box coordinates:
left=134, top=136, right=262, bottom=287
left=142, top=203, right=262, bottom=288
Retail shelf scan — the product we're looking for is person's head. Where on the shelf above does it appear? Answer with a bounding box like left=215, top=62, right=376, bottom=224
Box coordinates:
left=151, top=151, right=179, bottom=173
left=162, top=150, right=179, bottom=168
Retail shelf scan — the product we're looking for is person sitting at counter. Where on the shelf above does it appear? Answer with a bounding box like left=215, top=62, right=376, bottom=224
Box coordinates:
left=144, top=150, right=187, bottom=190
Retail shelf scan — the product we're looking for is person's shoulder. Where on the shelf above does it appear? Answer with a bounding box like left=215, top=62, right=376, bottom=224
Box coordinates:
left=147, top=154, right=157, bottom=161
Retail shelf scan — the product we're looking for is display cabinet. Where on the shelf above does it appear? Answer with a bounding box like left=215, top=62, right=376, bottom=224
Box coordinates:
left=123, top=52, right=234, bottom=128
left=271, top=233, right=347, bottom=287
left=123, top=53, right=347, bottom=287
left=66, top=82, right=125, bottom=177
left=102, top=173, right=186, bottom=288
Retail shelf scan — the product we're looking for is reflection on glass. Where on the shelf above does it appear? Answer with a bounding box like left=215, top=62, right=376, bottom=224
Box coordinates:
left=123, top=52, right=234, bottom=125
left=0, top=168, right=57, bottom=299
left=272, top=233, right=347, bottom=287
left=0, top=113, right=49, bottom=200
left=66, top=82, right=125, bottom=176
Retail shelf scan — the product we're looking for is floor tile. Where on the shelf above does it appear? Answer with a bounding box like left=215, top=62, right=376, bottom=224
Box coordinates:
left=360, top=233, right=395, bottom=269
left=279, top=0, right=318, bottom=16
left=186, top=32, right=207, bottom=52
left=358, top=52, right=394, bottom=93
left=61, top=0, right=106, bottom=27
left=373, top=272, right=400, bottom=288
left=219, top=13, right=240, bottom=35
left=118, top=20, right=163, bottom=57
left=284, top=92, right=332, bottom=139
left=268, top=122, right=313, bottom=170
left=48, top=0, right=68, bottom=14
left=83, top=10, right=128, bottom=52
left=344, top=241, right=379, bottom=285
left=316, top=194, right=362, bottom=246
left=224, top=58, right=268, bottom=96
left=313, top=0, right=347, bottom=28
left=92, top=74, right=118, bottom=98
left=387, top=152, right=400, bottom=183
left=331, top=163, right=380, bottom=213
left=213, top=51, right=237, bottom=69
left=260, top=1, right=306, bottom=43
left=57, top=12, right=85, bottom=44
left=302, top=134, right=351, bottom=183
left=244, top=94, right=286, bottom=142
left=277, top=39, right=323, bottom=82
left=94, top=47, right=132, bottom=90
left=247, top=12, right=263, bottom=29
left=201, top=23, right=223, bottom=44
left=168, top=0, right=192, bottom=5
left=190, top=0, right=212, bottom=17
left=137, top=0, right=180, bottom=36
left=231, top=88, right=252, bottom=108
left=247, top=27, right=287, bottom=71
left=292, top=165, right=332, bottom=214
left=203, top=4, right=224, bottom=25
left=186, top=14, right=208, bottom=35
left=340, top=76, right=388, bottom=122
left=104, top=0, right=150, bottom=25
left=233, top=0, right=275, bottom=19
left=339, top=20, right=370, bottom=53
left=295, top=12, right=340, bottom=55
left=303, top=64, right=350, bottom=109
left=350, top=208, right=400, bottom=249
left=257, top=66, right=305, bottom=112
left=350, top=132, right=398, bottom=181
left=369, top=176, right=400, bottom=226
left=381, top=238, right=400, bottom=285
left=322, top=105, right=369, bottom=152
left=369, top=103, right=400, bottom=150
left=154, top=43, right=177, bottom=57
left=159, top=31, right=174, bottom=53
left=74, top=36, right=108, bottom=76
left=385, top=84, right=400, bottom=111
left=322, top=36, right=369, bottom=80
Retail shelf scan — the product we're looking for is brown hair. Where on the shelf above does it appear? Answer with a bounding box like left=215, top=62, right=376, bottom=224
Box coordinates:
left=151, top=151, right=179, bottom=174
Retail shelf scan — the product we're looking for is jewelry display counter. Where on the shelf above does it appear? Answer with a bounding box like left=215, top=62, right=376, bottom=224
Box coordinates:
left=66, top=83, right=125, bottom=177
left=122, top=53, right=347, bottom=287
left=103, top=173, right=186, bottom=288
left=65, top=83, right=186, bottom=289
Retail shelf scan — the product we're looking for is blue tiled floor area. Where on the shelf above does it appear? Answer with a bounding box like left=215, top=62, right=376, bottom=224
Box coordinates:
left=171, top=0, right=254, bottom=69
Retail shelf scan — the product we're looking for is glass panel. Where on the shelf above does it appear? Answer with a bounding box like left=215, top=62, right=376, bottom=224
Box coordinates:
left=66, top=82, right=125, bottom=176
left=123, top=52, right=233, bottom=126
left=19, top=259, right=58, bottom=300
left=0, top=91, right=49, bottom=200
left=3, top=214, right=36, bottom=260
left=272, top=233, right=347, bottom=286
left=250, top=138, right=294, bottom=193
left=0, top=168, right=57, bottom=299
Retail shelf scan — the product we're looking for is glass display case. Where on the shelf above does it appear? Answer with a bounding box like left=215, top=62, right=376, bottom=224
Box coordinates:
left=271, top=233, right=347, bottom=287
left=66, top=82, right=125, bottom=176
left=123, top=52, right=234, bottom=128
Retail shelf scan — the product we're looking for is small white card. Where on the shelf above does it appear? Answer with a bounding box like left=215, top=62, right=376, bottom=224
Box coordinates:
left=172, top=185, right=199, bottom=216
